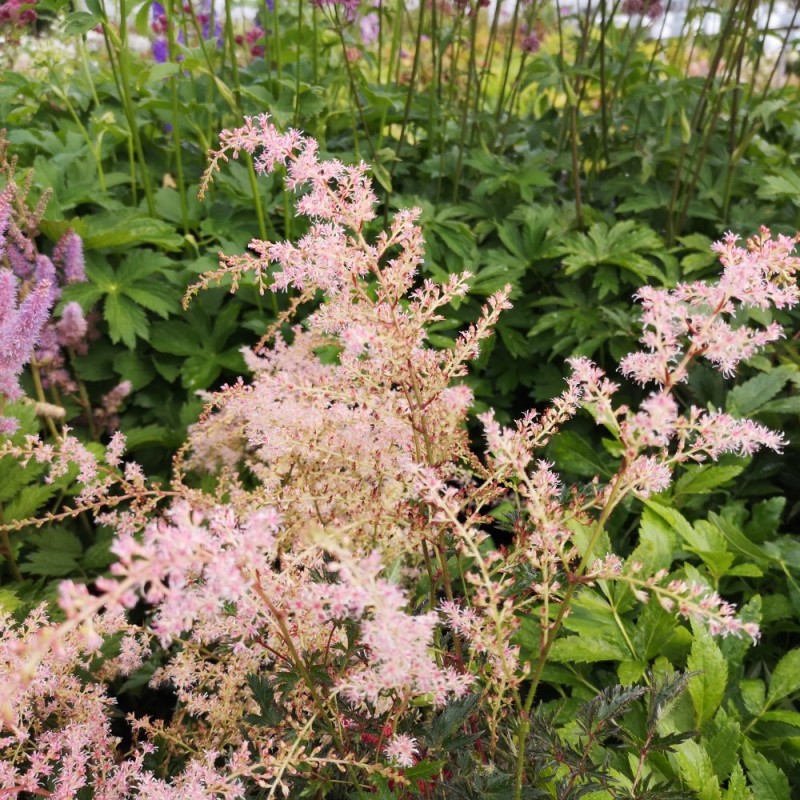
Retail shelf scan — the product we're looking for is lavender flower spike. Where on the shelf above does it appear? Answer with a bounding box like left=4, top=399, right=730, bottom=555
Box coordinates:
left=0, top=272, right=54, bottom=402
left=53, top=230, right=86, bottom=284
left=0, top=184, right=12, bottom=261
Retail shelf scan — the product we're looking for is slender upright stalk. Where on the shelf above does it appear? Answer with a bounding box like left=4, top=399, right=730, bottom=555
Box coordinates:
left=452, top=8, right=479, bottom=201
left=0, top=507, right=23, bottom=583
left=165, top=0, right=190, bottom=235
left=107, top=0, right=156, bottom=215
left=389, top=0, right=426, bottom=191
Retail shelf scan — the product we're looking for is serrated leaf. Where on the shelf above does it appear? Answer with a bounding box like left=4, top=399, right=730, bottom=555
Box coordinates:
left=556, top=220, right=665, bottom=282
left=3, top=482, right=61, bottom=521
left=548, top=429, right=612, bottom=478
left=742, top=744, right=790, bottom=800
left=82, top=540, right=115, bottom=571
left=181, top=355, right=221, bottom=389
left=0, top=588, right=22, bottom=612
left=123, top=284, right=178, bottom=318
left=676, top=740, right=722, bottom=800
left=21, top=530, right=83, bottom=577
left=149, top=320, right=202, bottom=356
left=674, top=463, right=745, bottom=496
left=757, top=172, right=800, bottom=204
left=629, top=508, right=677, bottom=575
left=647, top=670, right=695, bottom=730
left=703, top=710, right=741, bottom=781
left=104, top=294, right=150, bottom=349
left=739, top=679, right=766, bottom=716
left=724, top=762, right=752, bottom=800
left=549, top=635, right=630, bottom=663
left=766, top=648, right=800, bottom=706
left=427, top=694, right=480, bottom=747
left=82, top=213, right=182, bottom=250
left=403, top=760, right=446, bottom=781
left=0, top=455, right=46, bottom=504
left=727, top=370, right=790, bottom=417
left=618, top=659, right=647, bottom=685
left=760, top=709, right=800, bottom=727
left=687, top=633, right=728, bottom=727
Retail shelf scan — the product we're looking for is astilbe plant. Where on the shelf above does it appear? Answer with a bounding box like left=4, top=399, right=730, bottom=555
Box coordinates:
left=0, top=114, right=798, bottom=798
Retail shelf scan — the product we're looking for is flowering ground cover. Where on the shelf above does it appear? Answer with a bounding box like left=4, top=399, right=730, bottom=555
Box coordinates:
left=3, top=1, right=800, bottom=797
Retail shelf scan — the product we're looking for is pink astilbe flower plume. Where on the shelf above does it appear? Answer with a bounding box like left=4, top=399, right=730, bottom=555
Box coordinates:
left=620, top=228, right=800, bottom=387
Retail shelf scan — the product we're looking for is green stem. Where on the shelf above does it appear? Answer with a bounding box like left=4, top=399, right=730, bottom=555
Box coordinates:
left=666, top=0, right=743, bottom=244
left=272, top=0, right=283, bottom=76
left=29, top=361, right=59, bottom=440
left=107, top=0, right=155, bottom=215
left=388, top=0, right=425, bottom=194
left=312, top=5, right=320, bottom=86
left=223, top=0, right=243, bottom=108
left=165, top=0, right=190, bottom=235
left=294, top=0, right=303, bottom=125
left=0, top=507, right=23, bottom=583
left=335, top=15, right=378, bottom=163
left=452, top=8, right=478, bottom=202
left=54, top=85, right=107, bottom=193
left=493, top=0, right=522, bottom=133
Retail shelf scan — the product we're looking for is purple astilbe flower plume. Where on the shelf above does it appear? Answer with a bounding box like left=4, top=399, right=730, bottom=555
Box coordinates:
left=5, top=242, right=34, bottom=280
left=55, top=302, right=88, bottom=350
left=0, top=268, right=54, bottom=435
left=0, top=184, right=11, bottom=260
left=53, top=230, right=86, bottom=284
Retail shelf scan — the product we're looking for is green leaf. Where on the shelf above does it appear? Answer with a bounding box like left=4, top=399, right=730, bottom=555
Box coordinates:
left=723, top=763, right=752, bottom=800
left=703, top=709, right=741, bottom=781
left=146, top=62, right=181, bottom=83
left=739, top=679, right=766, bottom=716
left=675, top=740, right=722, bottom=800
left=674, top=462, right=746, bottom=497
left=745, top=497, right=786, bottom=542
left=687, top=633, right=728, bottom=727
left=123, top=284, right=178, bottom=318
left=149, top=320, right=202, bottom=356
left=82, top=213, right=182, bottom=250
left=548, top=429, right=612, bottom=478
left=549, top=635, right=630, bottom=663
left=21, top=530, right=83, bottom=577
left=62, top=10, right=100, bottom=36
left=0, top=588, right=22, bottom=612
left=727, top=370, right=791, bottom=417
left=766, top=648, right=800, bottom=706
left=3, top=482, right=61, bottom=522
left=757, top=171, right=800, bottom=205
left=629, top=508, right=677, bottom=575
left=760, top=709, right=800, bottom=727
left=181, top=354, right=221, bottom=390
left=742, top=743, right=790, bottom=800
left=104, top=294, right=150, bottom=349
left=402, top=760, right=446, bottom=781
left=644, top=500, right=696, bottom=548
left=618, top=659, right=647, bottom=685
left=114, top=350, right=155, bottom=390
left=555, top=220, right=665, bottom=283
left=370, top=161, right=392, bottom=194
